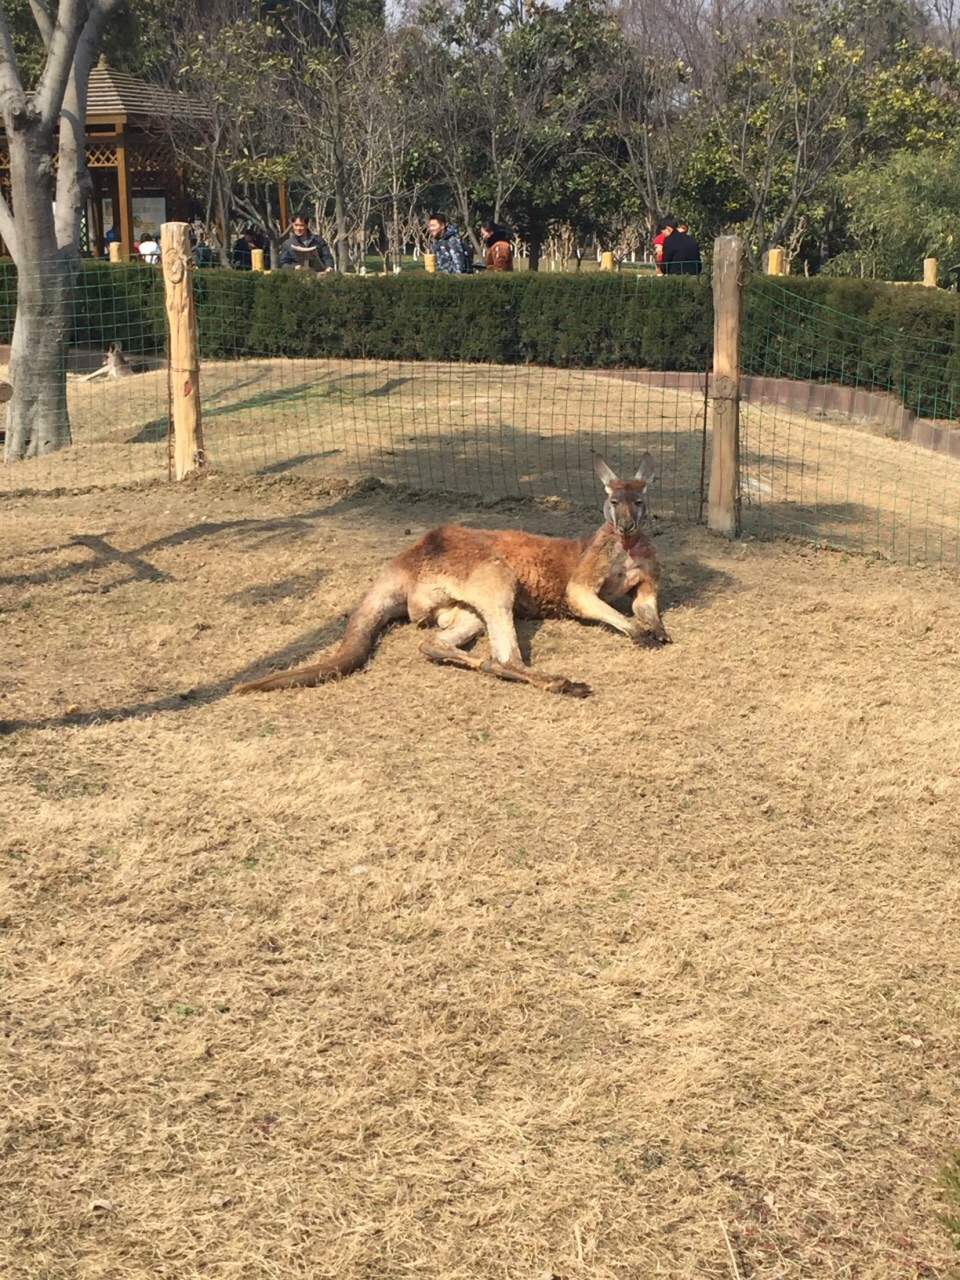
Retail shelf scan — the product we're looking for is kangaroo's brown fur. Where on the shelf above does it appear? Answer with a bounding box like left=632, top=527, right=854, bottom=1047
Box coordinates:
left=233, top=453, right=669, bottom=698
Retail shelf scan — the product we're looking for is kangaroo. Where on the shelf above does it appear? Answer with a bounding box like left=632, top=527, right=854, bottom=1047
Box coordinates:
left=233, top=453, right=669, bottom=699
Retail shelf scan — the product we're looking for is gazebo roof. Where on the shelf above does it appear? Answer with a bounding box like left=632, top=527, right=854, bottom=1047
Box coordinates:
left=86, top=58, right=199, bottom=120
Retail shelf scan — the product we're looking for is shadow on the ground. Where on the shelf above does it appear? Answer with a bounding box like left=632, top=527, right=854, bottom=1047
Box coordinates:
left=224, top=568, right=329, bottom=607
left=0, top=615, right=351, bottom=734
left=257, top=451, right=342, bottom=475
left=128, top=369, right=417, bottom=445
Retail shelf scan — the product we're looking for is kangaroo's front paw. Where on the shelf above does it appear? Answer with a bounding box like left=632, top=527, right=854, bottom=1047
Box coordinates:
left=630, top=622, right=671, bottom=647
left=556, top=678, right=591, bottom=698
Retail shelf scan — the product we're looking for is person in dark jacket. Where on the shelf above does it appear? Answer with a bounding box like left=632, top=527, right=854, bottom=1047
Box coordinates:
left=279, top=214, right=335, bottom=271
left=479, top=220, right=514, bottom=271
left=658, top=215, right=702, bottom=275
left=427, top=214, right=468, bottom=274
left=232, top=230, right=257, bottom=270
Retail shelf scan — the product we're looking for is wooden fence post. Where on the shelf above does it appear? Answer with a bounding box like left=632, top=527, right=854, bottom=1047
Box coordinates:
left=160, top=222, right=204, bottom=480
left=708, top=236, right=742, bottom=537
left=923, top=257, right=938, bottom=287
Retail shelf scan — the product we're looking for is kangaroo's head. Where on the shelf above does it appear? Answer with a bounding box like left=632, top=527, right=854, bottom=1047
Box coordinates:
left=594, top=452, right=656, bottom=536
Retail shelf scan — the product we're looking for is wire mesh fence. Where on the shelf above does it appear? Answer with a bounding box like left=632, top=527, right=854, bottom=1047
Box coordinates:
left=3, top=258, right=960, bottom=570
left=740, top=280, right=960, bottom=566
left=0, top=261, right=710, bottom=520
left=0, top=259, right=168, bottom=488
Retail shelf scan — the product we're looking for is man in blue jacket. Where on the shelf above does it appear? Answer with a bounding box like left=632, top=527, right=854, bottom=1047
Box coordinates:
left=427, top=215, right=468, bottom=274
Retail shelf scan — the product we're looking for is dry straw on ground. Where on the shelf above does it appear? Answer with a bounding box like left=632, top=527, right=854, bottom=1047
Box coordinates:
left=2, top=469, right=960, bottom=1279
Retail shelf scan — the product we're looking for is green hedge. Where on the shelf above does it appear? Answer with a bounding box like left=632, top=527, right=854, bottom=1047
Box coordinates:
left=243, top=270, right=711, bottom=370
left=0, top=260, right=166, bottom=353
left=2, top=262, right=960, bottom=418
left=743, top=277, right=960, bottom=418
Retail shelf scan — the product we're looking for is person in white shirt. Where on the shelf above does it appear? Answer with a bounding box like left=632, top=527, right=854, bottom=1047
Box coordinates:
left=138, top=235, right=161, bottom=265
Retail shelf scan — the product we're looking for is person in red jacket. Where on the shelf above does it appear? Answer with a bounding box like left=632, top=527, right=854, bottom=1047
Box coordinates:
left=652, top=226, right=667, bottom=274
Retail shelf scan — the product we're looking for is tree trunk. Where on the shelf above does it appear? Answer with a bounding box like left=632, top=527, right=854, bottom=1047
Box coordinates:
left=330, top=78, right=350, bottom=273
left=528, top=227, right=543, bottom=273
left=3, top=130, right=75, bottom=462
left=333, top=134, right=349, bottom=273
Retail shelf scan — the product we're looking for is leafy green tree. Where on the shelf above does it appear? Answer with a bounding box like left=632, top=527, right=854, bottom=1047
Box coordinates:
left=821, top=140, right=960, bottom=279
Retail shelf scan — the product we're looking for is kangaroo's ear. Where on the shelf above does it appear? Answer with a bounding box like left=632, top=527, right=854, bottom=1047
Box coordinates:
left=635, top=452, right=656, bottom=484
left=594, top=453, right=619, bottom=489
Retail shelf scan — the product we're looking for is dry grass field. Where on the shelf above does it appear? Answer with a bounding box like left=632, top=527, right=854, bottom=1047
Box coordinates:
left=5, top=356, right=960, bottom=570
left=2, top=468, right=960, bottom=1279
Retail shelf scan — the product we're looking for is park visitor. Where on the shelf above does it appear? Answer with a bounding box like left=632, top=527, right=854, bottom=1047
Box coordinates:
left=658, top=215, right=702, bottom=276
left=479, top=220, right=514, bottom=271
left=427, top=215, right=468, bottom=274
left=279, top=215, right=335, bottom=271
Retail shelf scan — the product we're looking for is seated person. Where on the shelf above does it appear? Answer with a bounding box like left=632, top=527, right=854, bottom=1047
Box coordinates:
left=192, top=237, right=218, bottom=268
left=279, top=214, right=335, bottom=271
left=138, top=234, right=161, bottom=265
left=479, top=220, right=513, bottom=271
left=232, top=231, right=257, bottom=270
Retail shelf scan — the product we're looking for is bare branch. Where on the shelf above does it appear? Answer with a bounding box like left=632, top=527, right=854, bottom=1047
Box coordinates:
left=0, top=9, right=28, bottom=125
left=55, top=0, right=123, bottom=247
left=0, top=188, right=18, bottom=259
left=28, top=0, right=55, bottom=48
left=33, top=0, right=88, bottom=133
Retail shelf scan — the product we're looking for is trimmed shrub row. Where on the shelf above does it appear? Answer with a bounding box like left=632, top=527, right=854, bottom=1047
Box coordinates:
left=241, top=271, right=712, bottom=371
left=2, top=262, right=959, bottom=417
left=743, top=277, right=960, bottom=419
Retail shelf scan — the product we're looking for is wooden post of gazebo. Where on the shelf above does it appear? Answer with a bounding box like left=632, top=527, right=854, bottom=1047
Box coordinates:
left=0, top=60, right=198, bottom=261
left=114, top=128, right=133, bottom=260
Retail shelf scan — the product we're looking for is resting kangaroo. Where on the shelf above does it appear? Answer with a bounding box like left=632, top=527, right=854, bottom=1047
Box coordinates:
left=234, top=453, right=669, bottom=699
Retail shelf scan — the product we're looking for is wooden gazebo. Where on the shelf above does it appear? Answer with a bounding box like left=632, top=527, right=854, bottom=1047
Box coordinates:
left=0, top=58, right=195, bottom=260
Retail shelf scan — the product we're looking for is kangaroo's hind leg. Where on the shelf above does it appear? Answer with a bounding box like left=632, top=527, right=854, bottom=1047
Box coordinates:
left=419, top=606, right=486, bottom=671
left=422, top=575, right=590, bottom=697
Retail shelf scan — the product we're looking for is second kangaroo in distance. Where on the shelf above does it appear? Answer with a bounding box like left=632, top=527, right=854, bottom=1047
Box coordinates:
left=234, top=452, right=669, bottom=699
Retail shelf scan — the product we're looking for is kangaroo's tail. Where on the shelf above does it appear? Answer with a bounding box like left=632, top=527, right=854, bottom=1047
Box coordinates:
left=233, top=567, right=409, bottom=694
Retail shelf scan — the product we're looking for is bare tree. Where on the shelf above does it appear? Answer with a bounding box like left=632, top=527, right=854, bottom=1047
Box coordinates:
left=1, top=0, right=122, bottom=461
left=596, top=33, right=711, bottom=234
left=283, top=1, right=380, bottom=272
left=169, top=0, right=298, bottom=269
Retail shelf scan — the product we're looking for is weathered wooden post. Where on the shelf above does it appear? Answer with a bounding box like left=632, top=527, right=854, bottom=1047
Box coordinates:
left=160, top=222, right=204, bottom=480
left=708, top=236, right=742, bottom=536
left=108, top=242, right=122, bottom=264
left=923, top=257, right=938, bottom=287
